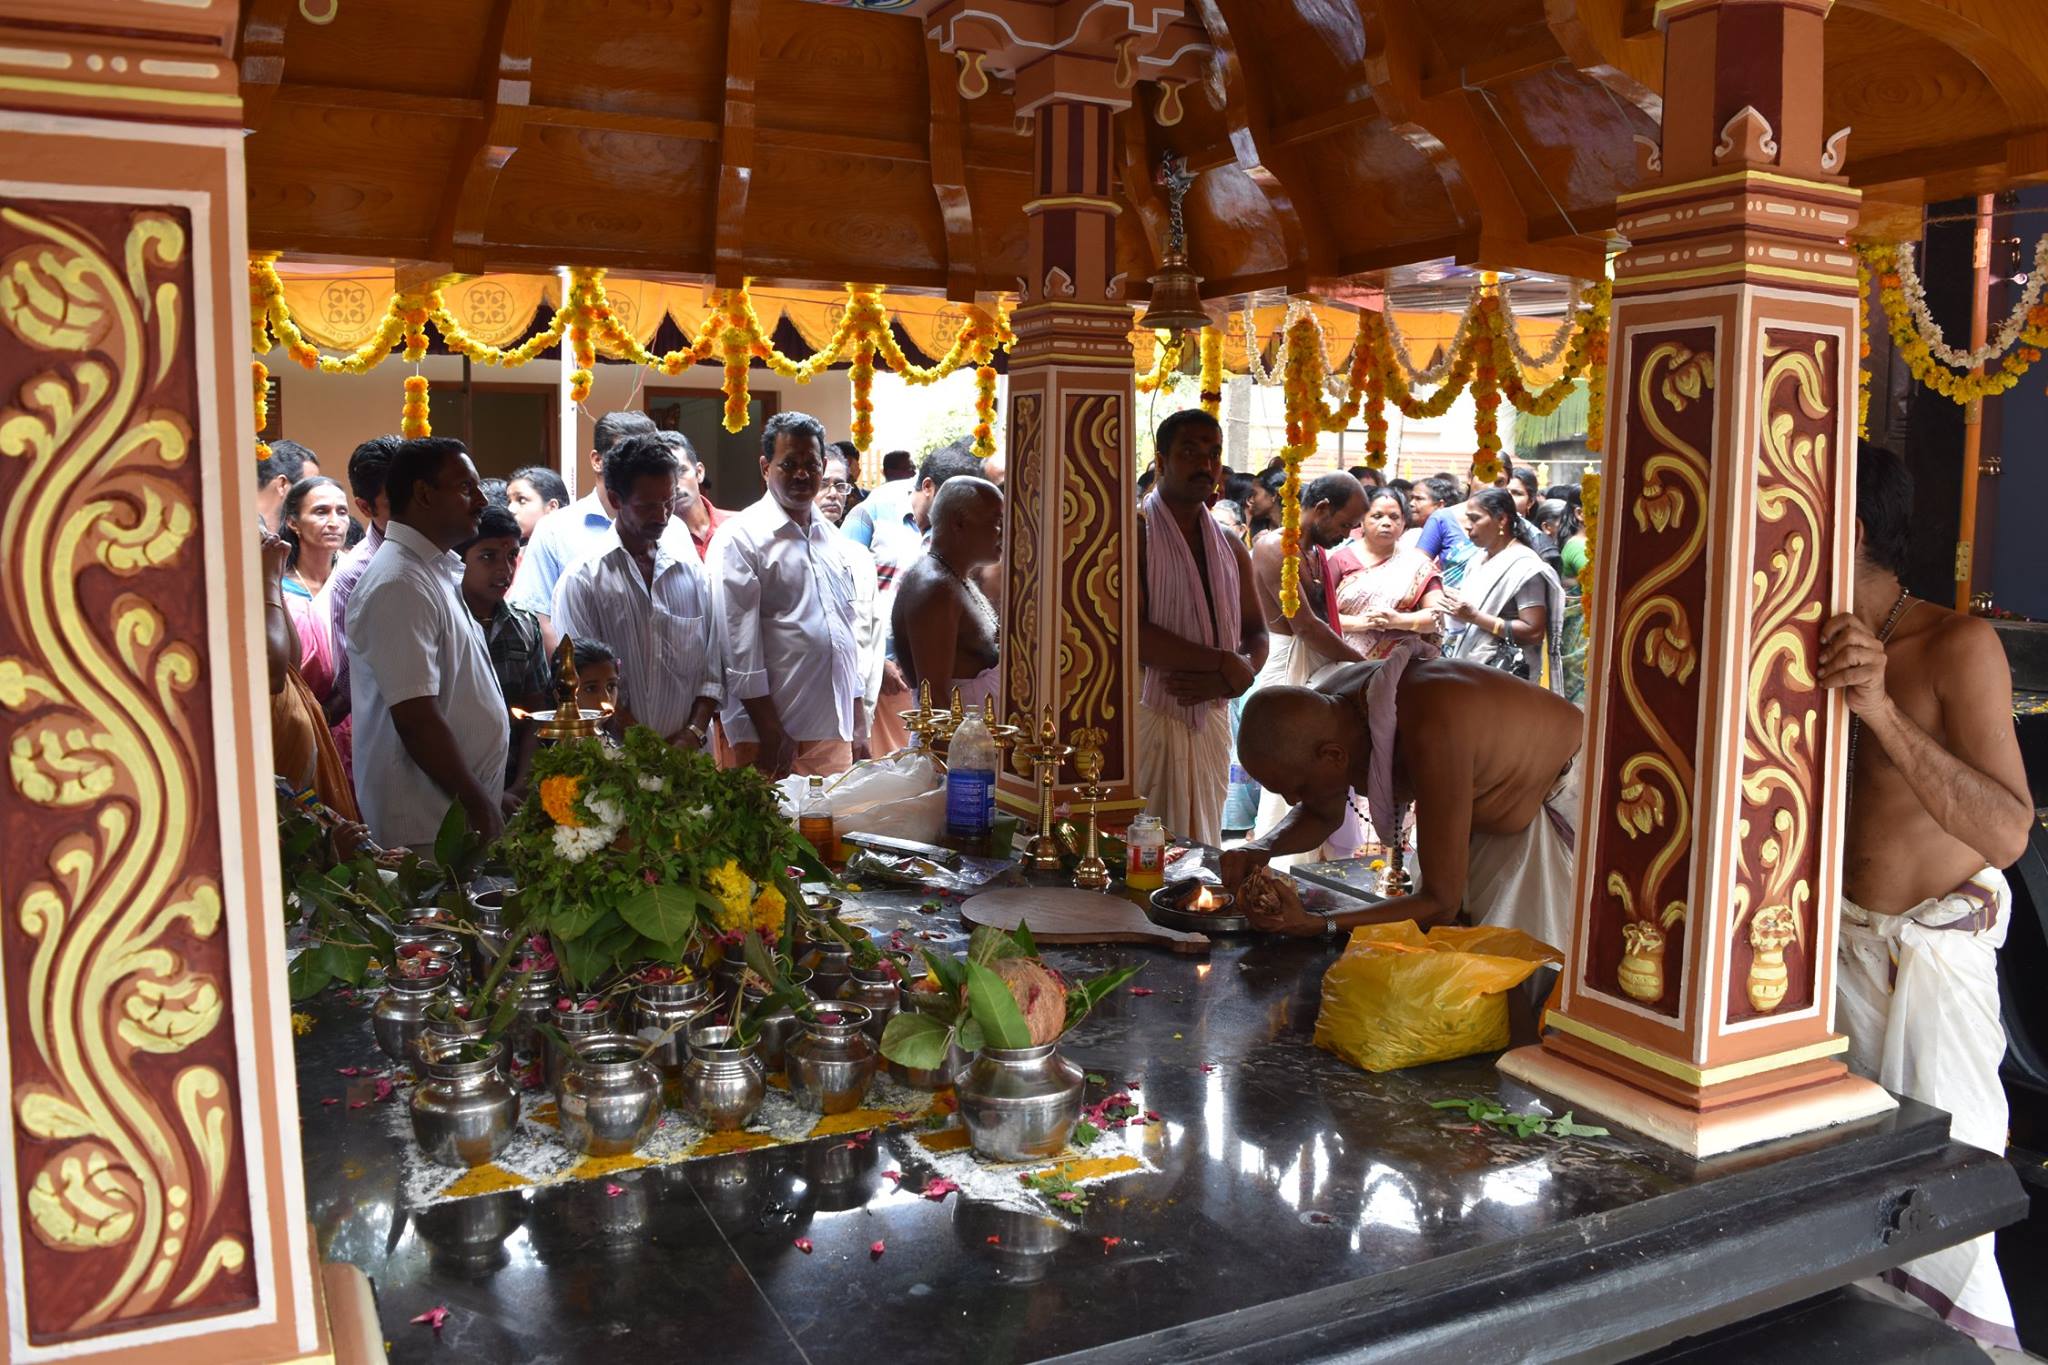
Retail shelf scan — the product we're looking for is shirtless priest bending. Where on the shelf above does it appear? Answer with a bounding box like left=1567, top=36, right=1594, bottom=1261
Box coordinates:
left=1818, top=443, right=2030, bottom=1348
left=1221, top=654, right=1582, bottom=951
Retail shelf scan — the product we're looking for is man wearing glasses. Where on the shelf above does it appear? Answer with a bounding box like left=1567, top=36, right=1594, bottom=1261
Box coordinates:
left=708, top=411, right=863, bottom=778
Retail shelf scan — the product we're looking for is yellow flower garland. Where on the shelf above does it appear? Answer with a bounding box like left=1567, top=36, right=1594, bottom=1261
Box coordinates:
left=1579, top=470, right=1601, bottom=630
left=1861, top=242, right=2048, bottom=406
left=402, top=374, right=431, bottom=439
left=1198, top=328, right=1224, bottom=418
left=1135, top=330, right=1183, bottom=394
left=1275, top=310, right=1327, bottom=618
left=1583, top=282, right=1611, bottom=454
left=1855, top=255, right=1873, bottom=441
left=973, top=361, right=999, bottom=458
left=252, top=359, right=271, bottom=464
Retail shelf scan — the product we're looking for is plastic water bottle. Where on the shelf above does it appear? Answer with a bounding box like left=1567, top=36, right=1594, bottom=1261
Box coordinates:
left=945, top=707, right=998, bottom=855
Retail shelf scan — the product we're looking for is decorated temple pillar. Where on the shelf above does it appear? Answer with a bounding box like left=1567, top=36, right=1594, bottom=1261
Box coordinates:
left=0, top=4, right=366, bottom=1360
left=1499, top=0, right=1896, bottom=1156
left=918, top=1, right=1196, bottom=814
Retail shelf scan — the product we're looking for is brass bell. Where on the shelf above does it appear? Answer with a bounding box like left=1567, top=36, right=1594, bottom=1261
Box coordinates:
left=1138, top=249, right=1211, bottom=337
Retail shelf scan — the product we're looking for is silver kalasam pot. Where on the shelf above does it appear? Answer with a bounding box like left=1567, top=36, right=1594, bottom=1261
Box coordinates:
left=786, top=1003, right=877, bottom=1115
left=956, top=1041, right=1084, bottom=1162
left=410, top=1037, right=519, bottom=1168
left=682, top=1023, right=767, bottom=1132
left=632, top=977, right=712, bottom=1107
left=555, top=1032, right=662, bottom=1158
left=372, top=958, right=453, bottom=1064
left=836, top=963, right=899, bottom=1043
left=544, top=997, right=615, bottom=1095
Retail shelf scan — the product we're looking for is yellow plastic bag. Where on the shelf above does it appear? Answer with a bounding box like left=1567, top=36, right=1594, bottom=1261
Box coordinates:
left=1313, top=922, right=1563, bottom=1073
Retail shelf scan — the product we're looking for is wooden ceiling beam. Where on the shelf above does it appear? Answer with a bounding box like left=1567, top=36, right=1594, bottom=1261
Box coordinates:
left=1116, top=99, right=1168, bottom=289
left=1270, top=99, right=1381, bottom=152
left=925, top=34, right=979, bottom=301
left=237, top=0, right=293, bottom=128
left=1418, top=42, right=1569, bottom=100
left=432, top=0, right=536, bottom=274
left=266, top=82, right=484, bottom=120
left=1335, top=230, right=1476, bottom=278
left=713, top=0, right=761, bottom=289
left=1360, top=0, right=1527, bottom=249
left=1194, top=0, right=1340, bottom=292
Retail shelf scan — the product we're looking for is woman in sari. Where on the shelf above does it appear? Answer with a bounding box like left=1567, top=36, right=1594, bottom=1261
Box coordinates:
left=1324, top=487, right=1444, bottom=662
left=1443, top=487, right=1567, bottom=693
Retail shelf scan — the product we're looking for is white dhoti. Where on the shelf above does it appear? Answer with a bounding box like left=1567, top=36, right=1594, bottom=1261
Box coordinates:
left=1458, top=752, right=1580, bottom=954
left=1250, top=634, right=1366, bottom=866
left=1136, top=703, right=1232, bottom=847
left=1838, top=868, right=2018, bottom=1350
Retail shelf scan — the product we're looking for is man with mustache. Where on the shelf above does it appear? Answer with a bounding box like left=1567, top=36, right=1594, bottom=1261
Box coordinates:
left=708, top=411, right=862, bottom=779
left=1136, top=409, right=1269, bottom=846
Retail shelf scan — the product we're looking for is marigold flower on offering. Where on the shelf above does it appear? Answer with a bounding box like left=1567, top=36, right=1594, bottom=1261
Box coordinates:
left=539, top=774, right=584, bottom=828
left=750, top=882, right=786, bottom=936
left=707, top=859, right=755, bottom=929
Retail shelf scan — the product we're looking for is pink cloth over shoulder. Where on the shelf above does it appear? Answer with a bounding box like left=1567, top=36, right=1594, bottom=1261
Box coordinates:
left=1139, top=491, right=1242, bottom=728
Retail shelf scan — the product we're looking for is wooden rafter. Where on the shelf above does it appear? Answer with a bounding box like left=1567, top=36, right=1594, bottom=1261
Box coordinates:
left=1194, top=0, right=1338, bottom=291
left=925, top=34, right=979, bottom=302
left=235, top=0, right=294, bottom=128
left=433, top=0, right=536, bottom=273
left=715, top=0, right=762, bottom=289
left=1116, top=100, right=1169, bottom=287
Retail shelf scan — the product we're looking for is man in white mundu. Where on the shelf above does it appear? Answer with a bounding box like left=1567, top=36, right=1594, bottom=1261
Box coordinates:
left=1134, top=410, right=1268, bottom=847
left=1819, top=444, right=2033, bottom=1349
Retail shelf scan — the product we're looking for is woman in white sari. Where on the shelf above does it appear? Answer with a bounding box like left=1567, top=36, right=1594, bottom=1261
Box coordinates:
left=1442, top=488, right=1567, bottom=693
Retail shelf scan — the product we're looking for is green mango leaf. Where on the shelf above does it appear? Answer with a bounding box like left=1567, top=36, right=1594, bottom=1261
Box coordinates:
left=957, top=1016, right=985, bottom=1055
left=1063, top=963, right=1141, bottom=1031
left=1010, top=919, right=1038, bottom=958
left=286, top=951, right=332, bottom=1002
left=965, top=960, right=1033, bottom=1049
left=879, top=1010, right=953, bottom=1069
left=919, top=947, right=968, bottom=999
left=433, top=799, right=468, bottom=874
left=558, top=917, right=625, bottom=990
left=618, top=883, right=698, bottom=948
left=966, top=924, right=1026, bottom=967
left=483, top=968, right=531, bottom=1044
left=319, top=939, right=376, bottom=985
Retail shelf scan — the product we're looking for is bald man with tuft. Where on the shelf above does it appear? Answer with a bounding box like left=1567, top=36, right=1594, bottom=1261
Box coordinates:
left=892, top=475, right=1004, bottom=710
left=1225, top=655, right=1583, bottom=950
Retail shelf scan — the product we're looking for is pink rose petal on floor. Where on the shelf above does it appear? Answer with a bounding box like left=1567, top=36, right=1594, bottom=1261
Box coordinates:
left=1101, top=1236, right=1122, bottom=1254
left=374, top=1079, right=396, bottom=1103
left=411, top=1306, right=449, bottom=1332
left=869, top=1240, right=886, bottom=1258
left=605, top=1183, right=625, bottom=1197
left=348, top=1101, right=367, bottom=1110
left=1055, top=1191, right=1076, bottom=1203
left=1127, top=987, right=1154, bottom=997
left=320, top=1098, right=339, bottom=1106
left=985, top=1234, right=1002, bottom=1245
left=794, top=1237, right=814, bottom=1254
left=337, top=1066, right=360, bottom=1076
left=1200, top=1063, right=1217, bottom=1074
left=922, top=1178, right=959, bottom=1202
left=892, top=1111, right=915, bottom=1122
left=882, top=1169, right=901, bottom=1183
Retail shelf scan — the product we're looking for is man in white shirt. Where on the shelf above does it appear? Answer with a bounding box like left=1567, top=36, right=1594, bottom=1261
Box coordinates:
left=709, top=411, right=862, bottom=779
left=506, top=409, right=657, bottom=633
left=552, top=432, right=723, bottom=749
left=346, top=437, right=510, bottom=847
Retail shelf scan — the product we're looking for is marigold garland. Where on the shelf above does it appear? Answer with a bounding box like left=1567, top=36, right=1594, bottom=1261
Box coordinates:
left=402, top=374, right=431, bottom=439
left=1198, top=328, right=1224, bottom=417
left=1135, top=330, right=1183, bottom=394
left=1583, top=282, right=1611, bottom=454
left=252, top=359, right=271, bottom=464
left=1861, top=242, right=2048, bottom=406
left=1470, top=287, right=1504, bottom=484
left=1579, top=470, right=1601, bottom=630
left=1855, top=254, right=1873, bottom=441
left=973, top=362, right=999, bottom=458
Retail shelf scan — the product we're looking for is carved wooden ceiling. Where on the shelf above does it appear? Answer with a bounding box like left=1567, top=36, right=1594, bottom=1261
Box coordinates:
left=233, top=0, right=2048, bottom=299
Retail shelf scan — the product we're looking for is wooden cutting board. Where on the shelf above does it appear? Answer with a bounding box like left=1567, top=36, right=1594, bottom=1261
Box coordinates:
left=960, top=888, right=1211, bottom=954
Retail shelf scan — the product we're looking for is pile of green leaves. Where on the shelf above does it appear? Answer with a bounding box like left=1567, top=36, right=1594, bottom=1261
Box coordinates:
left=877, top=921, right=1139, bottom=1071
left=1430, top=1096, right=1610, bottom=1140
left=498, top=729, right=818, bottom=990
left=282, top=800, right=477, bottom=1002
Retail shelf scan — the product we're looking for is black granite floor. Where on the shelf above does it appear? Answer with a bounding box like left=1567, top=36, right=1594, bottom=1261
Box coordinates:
left=294, top=886, right=2023, bottom=1364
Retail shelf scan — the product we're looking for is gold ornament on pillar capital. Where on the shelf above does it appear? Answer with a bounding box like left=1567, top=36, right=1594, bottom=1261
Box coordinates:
left=1137, top=151, right=1212, bottom=339
left=536, top=636, right=602, bottom=742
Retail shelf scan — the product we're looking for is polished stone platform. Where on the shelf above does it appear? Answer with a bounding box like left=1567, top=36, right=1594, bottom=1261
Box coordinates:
left=295, top=885, right=2024, bottom=1364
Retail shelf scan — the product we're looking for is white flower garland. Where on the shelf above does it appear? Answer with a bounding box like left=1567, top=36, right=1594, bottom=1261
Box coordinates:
left=1897, top=237, right=2048, bottom=371
left=1243, top=299, right=1318, bottom=387
left=1496, top=278, right=1582, bottom=371
left=1382, top=287, right=1478, bottom=386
